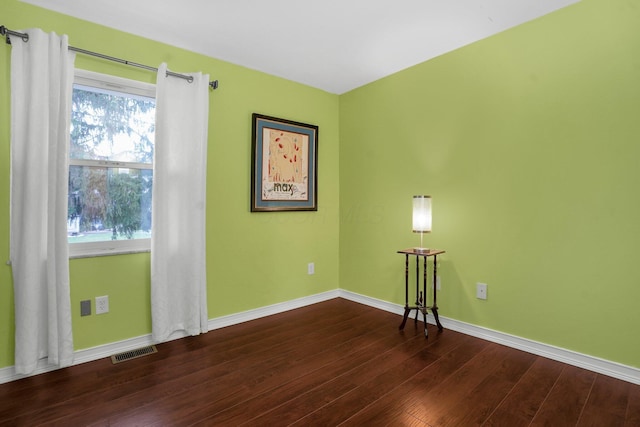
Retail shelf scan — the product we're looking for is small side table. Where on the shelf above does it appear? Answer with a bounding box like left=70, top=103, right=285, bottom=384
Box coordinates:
left=397, top=248, right=445, bottom=337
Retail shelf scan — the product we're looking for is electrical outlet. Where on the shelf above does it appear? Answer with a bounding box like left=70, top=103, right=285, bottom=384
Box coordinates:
left=308, top=262, right=315, bottom=275
left=95, top=295, right=109, bottom=314
left=80, top=300, right=91, bottom=316
left=476, top=283, right=488, bottom=300
left=436, top=275, right=441, bottom=290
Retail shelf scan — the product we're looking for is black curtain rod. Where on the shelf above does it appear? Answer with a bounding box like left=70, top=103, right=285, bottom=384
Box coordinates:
left=1, top=25, right=219, bottom=90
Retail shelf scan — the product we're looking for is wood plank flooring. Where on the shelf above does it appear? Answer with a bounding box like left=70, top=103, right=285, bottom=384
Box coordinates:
left=0, top=298, right=639, bottom=426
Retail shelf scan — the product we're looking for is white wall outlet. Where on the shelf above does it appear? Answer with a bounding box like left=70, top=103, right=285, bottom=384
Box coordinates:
left=308, top=262, right=315, bottom=275
left=436, top=275, right=441, bottom=290
left=95, top=295, right=109, bottom=314
left=476, top=283, right=488, bottom=300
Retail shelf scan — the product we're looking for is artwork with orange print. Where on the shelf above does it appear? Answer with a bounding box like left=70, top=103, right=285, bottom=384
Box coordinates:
left=261, top=127, right=308, bottom=201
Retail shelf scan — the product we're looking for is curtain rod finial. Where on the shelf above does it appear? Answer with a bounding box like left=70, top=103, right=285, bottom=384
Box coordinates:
left=1, top=26, right=10, bottom=45
left=209, top=80, right=219, bottom=90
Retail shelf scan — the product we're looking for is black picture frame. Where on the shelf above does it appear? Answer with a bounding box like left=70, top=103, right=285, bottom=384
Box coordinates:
left=251, top=113, right=318, bottom=212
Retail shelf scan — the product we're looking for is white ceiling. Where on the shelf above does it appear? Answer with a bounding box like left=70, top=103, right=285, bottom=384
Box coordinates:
left=22, top=0, right=579, bottom=94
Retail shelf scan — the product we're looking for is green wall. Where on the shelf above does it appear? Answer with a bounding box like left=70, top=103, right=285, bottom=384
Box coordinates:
left=2, top=0, right=639, bottom=372
left=0, top=0, right=340, bottom=367
left=340, top=0, right=640, bottom=368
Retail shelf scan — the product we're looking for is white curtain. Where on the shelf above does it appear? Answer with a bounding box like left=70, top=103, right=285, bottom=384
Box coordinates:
left=151, top=63, right=209, bottom=342
left=10, top=29, right=75, bottom=374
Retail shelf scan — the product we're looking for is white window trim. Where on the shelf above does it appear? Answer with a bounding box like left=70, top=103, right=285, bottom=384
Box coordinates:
left=74, top=68, right=156, bottom=97
left=69, top=69, right=155, bottom=259
left=70, top=240, right=151, bottom=259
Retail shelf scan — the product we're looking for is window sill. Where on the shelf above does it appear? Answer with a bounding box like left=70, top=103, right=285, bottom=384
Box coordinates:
left=69, top=239, right=151, bottom=259
left=70, top=248, right=150, bottom=259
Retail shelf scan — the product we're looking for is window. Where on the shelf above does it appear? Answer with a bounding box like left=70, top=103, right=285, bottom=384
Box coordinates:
left=68, top=70, right=155, bottom=258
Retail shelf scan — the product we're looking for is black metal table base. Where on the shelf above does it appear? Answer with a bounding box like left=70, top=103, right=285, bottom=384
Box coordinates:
left=398, top=305, right=443, bottom=337
left=397, top=249, right=445, bottom=338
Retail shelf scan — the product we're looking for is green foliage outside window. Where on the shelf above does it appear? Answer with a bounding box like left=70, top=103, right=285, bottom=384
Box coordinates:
left=68, top=83, right=155, bottom=242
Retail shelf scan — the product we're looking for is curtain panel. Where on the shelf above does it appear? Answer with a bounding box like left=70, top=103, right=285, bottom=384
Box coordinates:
left=10, top=28, right=75, bottom=374
left=151, top=63, right=209, bottom=342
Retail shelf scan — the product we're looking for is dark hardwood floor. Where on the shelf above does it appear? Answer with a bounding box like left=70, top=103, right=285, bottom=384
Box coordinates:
left=1, top=298, right=639, bottom=426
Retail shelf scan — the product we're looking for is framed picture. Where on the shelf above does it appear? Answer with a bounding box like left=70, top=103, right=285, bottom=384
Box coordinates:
left=251, top=113, right=319, bottom=212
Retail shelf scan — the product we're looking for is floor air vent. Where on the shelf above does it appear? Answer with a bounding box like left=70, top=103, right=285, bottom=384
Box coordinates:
left=111, top=345, right=157, bottom=364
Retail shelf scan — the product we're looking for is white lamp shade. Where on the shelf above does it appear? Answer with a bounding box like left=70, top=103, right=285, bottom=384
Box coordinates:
left=412, top=195, right=432, bottom=233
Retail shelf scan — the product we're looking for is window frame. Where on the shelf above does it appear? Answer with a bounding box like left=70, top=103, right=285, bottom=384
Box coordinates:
left=68, top=69, right=156, bottom=259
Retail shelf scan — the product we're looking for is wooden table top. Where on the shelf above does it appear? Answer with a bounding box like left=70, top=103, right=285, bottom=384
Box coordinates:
left=397, top=248, right=445, bottom=256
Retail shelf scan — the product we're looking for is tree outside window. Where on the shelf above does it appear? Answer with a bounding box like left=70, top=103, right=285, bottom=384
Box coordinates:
left=68, top=74, right=155, bottom=247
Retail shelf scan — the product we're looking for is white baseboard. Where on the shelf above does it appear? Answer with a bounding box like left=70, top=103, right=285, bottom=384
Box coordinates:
left=207, top=289, right=340, bottom=331
left=0, top=289, right=339, bottom=384
left=2, top=288, right=638, bottom=386
left=0, top=334, right=158, bottom=385
left=339, top=289, right=640, bottom=386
